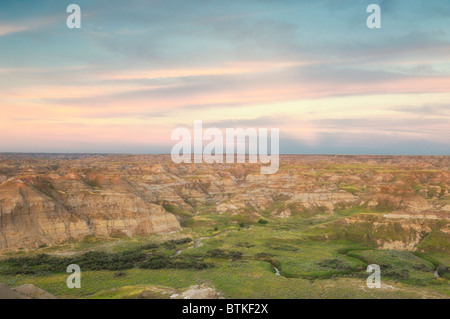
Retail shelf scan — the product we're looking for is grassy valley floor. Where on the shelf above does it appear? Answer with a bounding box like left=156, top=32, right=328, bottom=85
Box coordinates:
left=0, top=209, right=448, bottom=299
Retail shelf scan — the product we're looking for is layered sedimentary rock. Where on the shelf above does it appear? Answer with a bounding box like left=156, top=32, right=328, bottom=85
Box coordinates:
left=0, top=154, right=448, bottom=250
left=0, top=177, right=180, bottom=250
left=289, top=190, right=356, bottom=210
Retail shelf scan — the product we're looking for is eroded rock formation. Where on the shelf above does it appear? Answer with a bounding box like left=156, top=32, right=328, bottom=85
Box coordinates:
left=0, top=154, right=448, bottom=250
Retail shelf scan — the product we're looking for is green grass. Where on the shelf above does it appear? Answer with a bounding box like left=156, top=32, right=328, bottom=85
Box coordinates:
left=0, top=258, right=447, bottom=299
left=417, top=230, right=450, bottom=253
left=0, top=208, right=448, bottom=299
left=162, top=203, right=194, bottom=218
left=340, top=185, right=362, bottom=195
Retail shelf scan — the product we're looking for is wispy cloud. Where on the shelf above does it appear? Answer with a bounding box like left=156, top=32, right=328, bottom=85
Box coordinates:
left=0, top=23, right=28, bottom=36
left=0, top=0, right=449, bottom=154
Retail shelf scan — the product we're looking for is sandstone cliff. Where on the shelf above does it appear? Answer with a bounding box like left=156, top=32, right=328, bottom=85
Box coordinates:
left=0, top=176, right=180, bottom=250
left=0, top=154, right=448, bottom=250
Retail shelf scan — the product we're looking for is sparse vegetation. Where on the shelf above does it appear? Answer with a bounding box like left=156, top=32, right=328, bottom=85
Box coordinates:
left=0, top=154, right=448, bottom=299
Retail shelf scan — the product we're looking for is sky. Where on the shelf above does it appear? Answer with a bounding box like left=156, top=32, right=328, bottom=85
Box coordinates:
left=0, top=0, right=449, bottom=155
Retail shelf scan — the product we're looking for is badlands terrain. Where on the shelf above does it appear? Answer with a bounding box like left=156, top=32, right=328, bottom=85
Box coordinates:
left=0, top=153, right=448, bottom=298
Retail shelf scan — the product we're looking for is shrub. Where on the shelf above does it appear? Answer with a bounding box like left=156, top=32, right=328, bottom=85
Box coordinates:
left=229, top=251, right=243, bottom=261
left=384, top=269, right=410, bottom=280
left=437, top=266, right=450, bottom=278
left=208, top=249, right=243, bottom=260
left=317, top=259, right=353, bottom=272
left=208, top=249, right=228, bottom=258
left=140, top=243, right=159, bottom=250
left=113, top=271, right=127, bottom=278
left=255, top=252, right=275, bottom=258
left=412, top=264, right=430, bottom=272
left=162, top=238, right=192, bottom=249
left=140, top=256, right=170, bottom=269
left=139, top=256, right=212, bottom=270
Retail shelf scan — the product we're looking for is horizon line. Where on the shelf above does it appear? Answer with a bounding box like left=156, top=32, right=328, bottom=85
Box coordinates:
left=0, top=152, right=449, bottom=157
